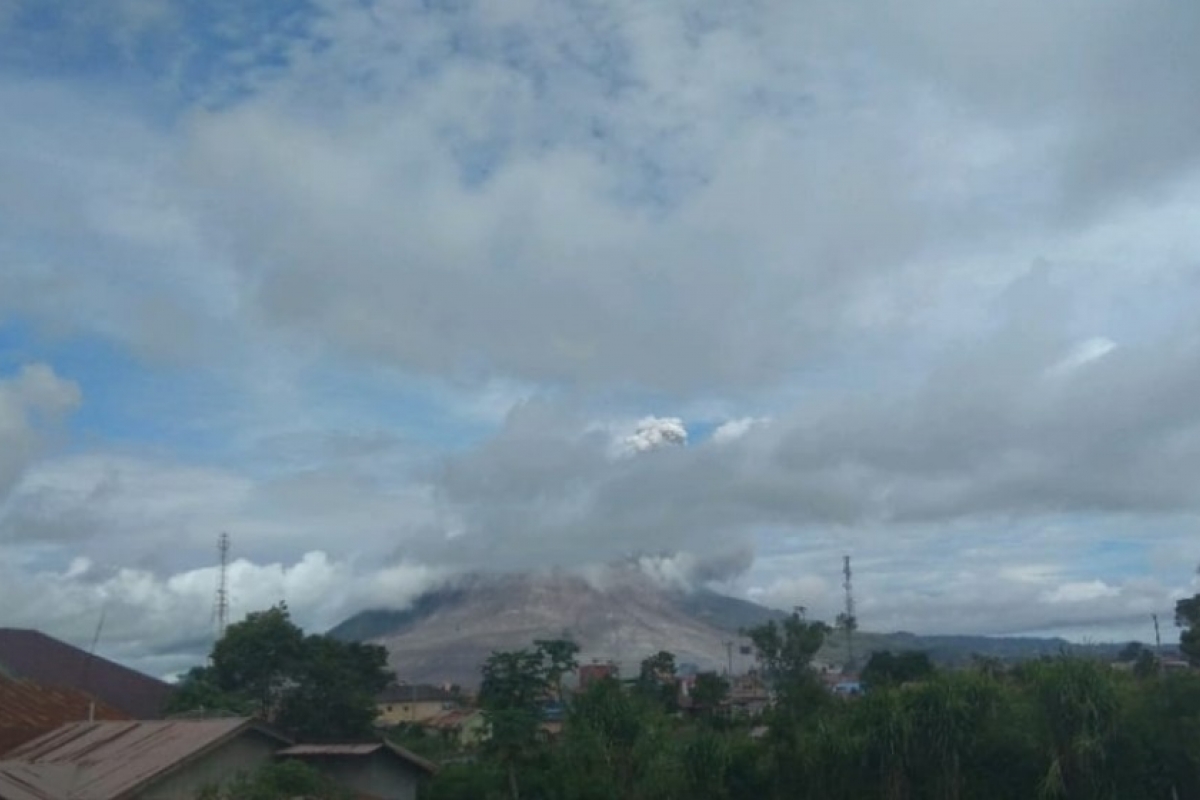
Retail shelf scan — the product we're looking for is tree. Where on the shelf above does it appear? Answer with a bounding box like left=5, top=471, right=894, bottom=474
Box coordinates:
left=211, top=604, right=306, bottom=717
left=689, top=672, right=730, bottom=716
left=637, top=651, right=678, bottom=711
left=276, top=635, right=393, bottom=740
left=479, top=639, right=579, bottom=799
left=743, top=612, right=830, bottom=686
left=171, top=604, right=393, bottom=741
left=861, top=650, right=936, bottom=689
left=1176, top=594, right=1200, bottom=665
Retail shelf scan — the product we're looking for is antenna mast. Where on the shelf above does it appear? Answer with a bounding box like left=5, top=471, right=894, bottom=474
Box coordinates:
left=842, top=555, right=857, bottom=669
left=214, top=532, right=231, bottom=640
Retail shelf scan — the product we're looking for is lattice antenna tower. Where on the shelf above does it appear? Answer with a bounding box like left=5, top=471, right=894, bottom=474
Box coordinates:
left=214, top=532, right=231, bottom=640
left=842, top=555, right=857, bottom=669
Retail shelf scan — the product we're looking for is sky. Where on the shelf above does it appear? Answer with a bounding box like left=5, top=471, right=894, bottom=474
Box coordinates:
left=2, top=0, right=1200, bottom=677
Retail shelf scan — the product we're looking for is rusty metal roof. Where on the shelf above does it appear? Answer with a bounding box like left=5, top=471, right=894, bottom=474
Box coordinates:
left=0, top=675, right=127, bottom=729
left=0, top=674, right=130, bottom=758
left=0, top=630, right=173, bottom=720
left=278, top=741, right=437, bottom=775
left=0, top=718, right=288, bottom=799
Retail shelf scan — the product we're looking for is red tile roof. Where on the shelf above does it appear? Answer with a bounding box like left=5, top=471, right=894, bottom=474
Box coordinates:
left=0, top=629, right=173, bottom=719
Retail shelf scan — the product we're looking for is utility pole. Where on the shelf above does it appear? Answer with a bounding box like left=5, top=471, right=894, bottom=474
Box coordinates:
left=724, top=640, right=734, bottom=676
left=1153, top=613, right=1162, bottom=657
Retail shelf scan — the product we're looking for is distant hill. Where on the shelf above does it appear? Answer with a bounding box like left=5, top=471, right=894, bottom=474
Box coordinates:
left=328, top=569, right=1136, bottom=686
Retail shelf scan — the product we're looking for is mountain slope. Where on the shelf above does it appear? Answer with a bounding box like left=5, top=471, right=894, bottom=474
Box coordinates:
left=330, top=570, right=781, bottom=686
left=329, top=570, right=1129, bottom=686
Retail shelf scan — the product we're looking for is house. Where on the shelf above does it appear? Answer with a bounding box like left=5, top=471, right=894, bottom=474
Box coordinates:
left=422, top=708, right=487, bottom=747
left=0, top=630, right=173, bottom=719
left=277, top=742, right=436, bottom=800
left=577, top=662, right=617, bottom=690
left=0, top=675, right=128, bottom=755
left=0, top=718, right=289, bottom=799
left=375, top=684, right=459, bottom=726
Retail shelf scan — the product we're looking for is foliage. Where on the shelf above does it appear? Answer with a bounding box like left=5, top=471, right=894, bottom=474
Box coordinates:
left=479, top=639, right=579, bottom=799
left=690, top=671, right=730, bottom=714
left=426, top=644, right=1200, bottom=800
left=1177, top=594, right=1200, bottom=665
left=637, top=650, right=679, bottom=711
left=742, top=612, right=830, bottom=685
left=200, top=760, right=351, bottom=800
left=861, top=650, right=937, bottom=688
left=170, top=603, right=393, bottom=741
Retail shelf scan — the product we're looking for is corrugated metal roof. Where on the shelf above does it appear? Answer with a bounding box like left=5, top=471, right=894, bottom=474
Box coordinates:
left=0, top=718, right=288, bottom=799
left=278, top=741, right=437, bottom=776
left=278, top=744, right=383, bottom=756
left=0, top=630, right=173, bottom=720
left=0, top=676, right=127, bottom=730
left=0, top=763, right=72, bottom=800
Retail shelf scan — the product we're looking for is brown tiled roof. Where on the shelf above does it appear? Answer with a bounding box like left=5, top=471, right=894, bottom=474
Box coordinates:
left=278, top=741, right=437, bottom=775
left=0, top=675, right=128, bottom=756
left=0, top=718, right=290, bottom=799
left=0, top=629, right=173, bottom=719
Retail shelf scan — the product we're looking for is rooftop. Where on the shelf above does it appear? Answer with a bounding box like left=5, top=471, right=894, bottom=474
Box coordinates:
left=277, top=741, right=437, bottom=775
left=0, top=629, right=173, bottom=720
left=0, top=675, right=128, bottom=756
left=0, top=718, right=288, bottom=800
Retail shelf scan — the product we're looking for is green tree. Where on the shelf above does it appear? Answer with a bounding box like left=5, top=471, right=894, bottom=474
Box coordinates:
left=636, top=650, right=678, bottom=711
left=276, top=635, right=393, bottom=740
left=743, top=612, right=830, bottom=686
left=1176, top=594, right=1200, bottom=665
left=211, top=604, right=307, bottom=717
left=690, top=672, right=730, bottom=716
left=478, top=639, right=579, bottom=799
left=861, top=650, right=936, bottom=689
left=171, top=604, right=393, bottom=741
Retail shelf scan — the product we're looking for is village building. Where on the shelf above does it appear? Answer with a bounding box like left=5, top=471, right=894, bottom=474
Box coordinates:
left=375, top=684, right=459, bottom=726
left=278, top=743, right=436, bottom=800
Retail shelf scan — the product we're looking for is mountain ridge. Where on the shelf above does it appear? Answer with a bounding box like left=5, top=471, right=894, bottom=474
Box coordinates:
left=328, top=571, right=1129, bottom=686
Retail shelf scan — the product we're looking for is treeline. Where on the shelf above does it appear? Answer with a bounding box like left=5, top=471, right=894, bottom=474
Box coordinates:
left=423, top=614, right=1200, bottom=800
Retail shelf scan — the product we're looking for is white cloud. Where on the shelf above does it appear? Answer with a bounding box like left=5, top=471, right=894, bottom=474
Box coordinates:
left=0, top=547, right=438, bottom=677
left=621, top=417, right=688, bottom=455
left=711, top=417, right=769, bottom=445
left=0, top=364, right=80, bottom=499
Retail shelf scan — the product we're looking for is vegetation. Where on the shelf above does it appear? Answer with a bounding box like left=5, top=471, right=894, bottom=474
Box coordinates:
left=421, top=613, right=1200, bottom=800
left=168, top=603, right=393, bottom=741
left=199, top=761, right=352, bottom=800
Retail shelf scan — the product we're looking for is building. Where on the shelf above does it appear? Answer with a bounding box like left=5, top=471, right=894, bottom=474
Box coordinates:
left=277, top=742, right=436, bottom=800
left=0, top=718, right=438, bottom=799
left=0, top=675, right=129, bottom=755
left=577, top=662, right=618, bottom=690
left=0, top=630, right=173, bottom=719
left=0, top=718, right=289, bottom=799
left=375, top=684, right=459, bottom=726
left=422, top=708, right=488, bottom=747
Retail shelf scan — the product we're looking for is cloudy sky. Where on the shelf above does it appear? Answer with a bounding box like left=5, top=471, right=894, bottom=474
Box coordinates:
left=3, top=0, right=1200, bottom=677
